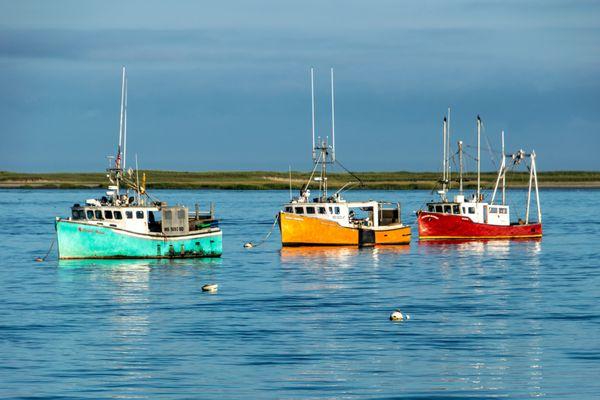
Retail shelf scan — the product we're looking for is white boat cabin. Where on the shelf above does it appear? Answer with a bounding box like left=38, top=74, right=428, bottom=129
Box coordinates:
left=283, top=191, right=401, bottom=229
left=68, top=198, right=215, bottom=236
left=426, top=194, right=511, bottom=226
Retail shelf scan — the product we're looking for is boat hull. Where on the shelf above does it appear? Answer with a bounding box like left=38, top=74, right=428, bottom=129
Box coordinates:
left=56, top=220, right=222, bottom=259
left=417, top=211, right=542, bottom=240
left=279, top=212, right=411, bottom=246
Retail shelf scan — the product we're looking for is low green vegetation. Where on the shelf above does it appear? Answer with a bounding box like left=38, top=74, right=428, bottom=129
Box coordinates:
left=1, top=170, right=599, bottom=190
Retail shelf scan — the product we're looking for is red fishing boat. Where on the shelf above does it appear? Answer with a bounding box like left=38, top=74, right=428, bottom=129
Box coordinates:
left=417, top=113, right=542, bottom=240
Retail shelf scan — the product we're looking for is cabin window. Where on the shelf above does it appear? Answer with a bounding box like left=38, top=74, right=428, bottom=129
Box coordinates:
left=328, top=207, right=333, bottom=214
left=453, top=205, right=459, bottom=214
left=294, top=207, right=304, bottom=214
left=334, top=207, right=340, bottom=215
left=164, top=210, right=172, bottom=220
left=468, top=207, right=476, bottom=214
left=435, top=205, right=443, bottom=213
left=104, top=210, right=113, bottom=219
left=499, top=208, right=507, bottom=214
left=71, top=210, right=82, bottom=219
left=443, top=205, right=452, bottom=213
left=126, top=211, right=133, bottom=219
left=490, top=207, right=497, bottom=214
left=114, top=211, right=123, bottom=220
left=136, top=211, right=144, bottom=219
left=86, top=210, right=94, bottom=219
left=95, top=210, right=103, bottom=219
left=306, top=206, right=315, bottom=214
left=428, top=205, right=434, bottom=212
left=318, top=207, right=327, bottom=214
left=177, top=209, right=186, bottom=219
left=284, top=207, right=292, bottom=213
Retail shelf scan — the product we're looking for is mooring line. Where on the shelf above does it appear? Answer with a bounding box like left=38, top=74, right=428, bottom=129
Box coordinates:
left=36, top=239, right=55, bottom=262
left=244, top=214, right=279, bottom=248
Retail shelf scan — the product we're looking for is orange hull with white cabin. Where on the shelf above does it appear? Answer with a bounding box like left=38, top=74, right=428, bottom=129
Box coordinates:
left=279, top=212, right=411, bottom=247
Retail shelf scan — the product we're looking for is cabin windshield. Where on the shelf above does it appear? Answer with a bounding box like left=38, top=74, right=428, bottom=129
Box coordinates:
left=71, top=209, right=84, bottom=220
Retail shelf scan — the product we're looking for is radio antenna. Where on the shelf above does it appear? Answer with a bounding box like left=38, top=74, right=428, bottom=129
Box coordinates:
left=330, top=68, right=336, bottom=162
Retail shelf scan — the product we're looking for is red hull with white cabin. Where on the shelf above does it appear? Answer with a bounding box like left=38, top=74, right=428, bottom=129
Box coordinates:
left=417, top=113, right=542, bottom=241
left=418, top=211, right=542, bottom=240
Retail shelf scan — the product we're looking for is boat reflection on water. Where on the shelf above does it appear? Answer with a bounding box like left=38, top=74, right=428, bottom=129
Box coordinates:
left=280, top=246, right=359, bottom=266
left=57, top=257, right=221, bottom=271
left=418, top=237, right=541, bottom=255
left=280, top=244, right=410, bottom=268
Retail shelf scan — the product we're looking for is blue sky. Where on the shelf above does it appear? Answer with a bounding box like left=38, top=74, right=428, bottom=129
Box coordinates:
left=1, top=0, right=599, bottom=172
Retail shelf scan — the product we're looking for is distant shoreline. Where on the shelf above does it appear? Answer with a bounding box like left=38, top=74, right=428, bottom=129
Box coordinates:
left=1, top=170, right=599, bottom=190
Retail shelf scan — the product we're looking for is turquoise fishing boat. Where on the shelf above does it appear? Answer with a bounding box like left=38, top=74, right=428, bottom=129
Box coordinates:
left=55, top=67, right=222, bottom=259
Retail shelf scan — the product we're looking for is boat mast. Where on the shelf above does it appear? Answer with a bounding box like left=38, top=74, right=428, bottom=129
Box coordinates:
left=311, top=67, right=316, bottom=162
left=135, top=153, right=140, bottom=204
left=331, top=68, right=336, bottom=162
left=321, top=140, right=327, bottom=198
left=458, top=140, right=463, bottom=193
left=501, top=130, right=505, bottom=205
left=477, top=115, right=481, bottom=201
left=123, top=74, right=128, bottom=171
left=442, top=116, right=447, bottom=196
left=447, top=107, right=451, bottom=191
left=112, top=66, right=127, bottom=197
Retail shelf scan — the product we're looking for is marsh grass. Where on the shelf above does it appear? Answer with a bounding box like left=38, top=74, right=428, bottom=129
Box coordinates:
left=1, top=170, right=599, bottom=190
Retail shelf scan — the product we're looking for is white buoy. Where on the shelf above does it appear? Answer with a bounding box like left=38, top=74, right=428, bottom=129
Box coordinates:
left=202, top=284, right=218, bottom=293
left=390, top=309, right=410, bottom=321
left=243, top=242, right=253, bottom=248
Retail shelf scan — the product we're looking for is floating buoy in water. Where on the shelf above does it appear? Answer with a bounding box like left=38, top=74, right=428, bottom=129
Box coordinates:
left=34, top=257, right=44, bottom=262
left=390, top=309, right=410, bottom=321
left=202, top=284, right=218, bottom=293
left=243, top=242, right=253, bottom=248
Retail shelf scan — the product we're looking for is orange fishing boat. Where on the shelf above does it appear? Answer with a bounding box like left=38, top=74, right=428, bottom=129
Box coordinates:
left=278, top=68, right=411, bottom=247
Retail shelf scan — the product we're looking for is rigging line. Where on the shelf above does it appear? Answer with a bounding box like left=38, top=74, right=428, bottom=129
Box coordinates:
left=483, top=133, right=498, bottom=169
left=36, top=239, right=56, bottom=262
left=334, top=159, right=364, bottom=187
left=303, top=151, right=323, bottom=192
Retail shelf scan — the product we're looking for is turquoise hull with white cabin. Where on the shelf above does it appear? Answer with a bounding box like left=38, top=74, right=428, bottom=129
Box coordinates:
left=56, top=219, right=222, bottom=259
left=54, top=67, right=224, bottom=260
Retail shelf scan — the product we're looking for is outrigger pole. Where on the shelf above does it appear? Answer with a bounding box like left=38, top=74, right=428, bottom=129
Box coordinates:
left=525, top=151, right=541, bottom=224
left=491, top=131, right=506, bottom=206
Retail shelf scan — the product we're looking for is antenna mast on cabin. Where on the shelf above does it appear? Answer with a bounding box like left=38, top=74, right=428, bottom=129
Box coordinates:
left=304, top=68, right=337, bottom=201
left=477, top=115, right=481, bottom=201
left=330, top=67, right=336, bottom=162
left=311, top=67, right=316, bottom=162
left=447, top=107, right=451, bottom=190
left=458, top=140, right=464, bottom=193
left=123, top=74, right=128, bottom=171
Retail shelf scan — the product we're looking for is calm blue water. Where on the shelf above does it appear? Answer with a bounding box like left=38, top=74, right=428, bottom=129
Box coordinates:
left=0, top=189, right=599, bottom=399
